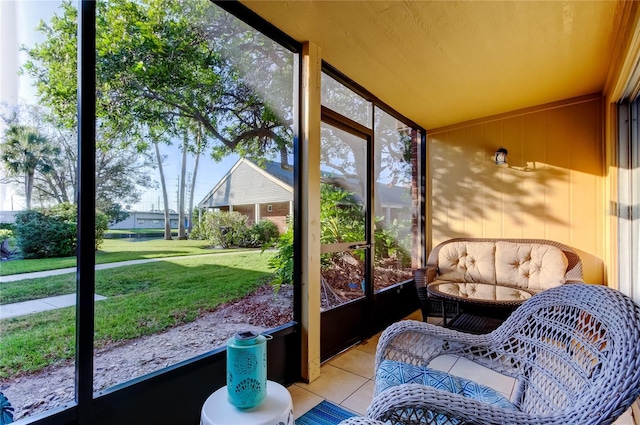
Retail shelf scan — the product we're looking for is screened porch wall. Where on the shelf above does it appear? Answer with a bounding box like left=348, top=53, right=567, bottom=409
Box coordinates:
left=427, top=95, right=605, bottom=285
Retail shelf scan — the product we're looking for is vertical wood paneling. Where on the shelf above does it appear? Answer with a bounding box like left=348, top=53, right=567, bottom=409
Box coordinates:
left=428, top=96, right=604, bottom=283
left=544, top=108, right=572, bottom=243
left=502, top=116, right=523, bottom=238
left=521, top=112, right=547, bottom=238
left=483, top=120, right=505, bottom=237
left=464, top=125, right=485, bottom=237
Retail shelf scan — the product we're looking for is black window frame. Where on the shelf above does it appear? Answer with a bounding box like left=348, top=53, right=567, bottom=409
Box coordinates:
left=23, top=1, right=303, bottom=424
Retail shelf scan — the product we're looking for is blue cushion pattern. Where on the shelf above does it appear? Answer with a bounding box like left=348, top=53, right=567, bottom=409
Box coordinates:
left=376, top=359, right=517, bottom=422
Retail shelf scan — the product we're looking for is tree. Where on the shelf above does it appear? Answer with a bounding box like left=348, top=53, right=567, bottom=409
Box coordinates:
left=1, top=104, right=155, bottom=222
left=23, top=0, right=296, bottom=233
left=187, top=124, right=205, bottom=234
left=0, top=125, right=58, bottom=209
left=178, top=129, right=188, bottom=239
left=153, top=137, right=172, bottom=240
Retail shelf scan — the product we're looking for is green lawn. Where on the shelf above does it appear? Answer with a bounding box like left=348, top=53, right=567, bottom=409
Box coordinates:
left=0, top=238, right=248, bottom=276
left=0, top=251, right=276, bottom=378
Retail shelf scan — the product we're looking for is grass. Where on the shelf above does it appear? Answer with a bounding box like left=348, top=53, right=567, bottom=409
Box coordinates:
left=0, top=251, right=276, bottom=378
left=0, top=238, right=248, bottom=276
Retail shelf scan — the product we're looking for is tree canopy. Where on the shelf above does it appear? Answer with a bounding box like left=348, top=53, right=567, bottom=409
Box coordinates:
left=23, top=0, right=295, bottom=164
left=1, top=104, right=153, bottom=222
left=0, top=124, right=58, bottom=209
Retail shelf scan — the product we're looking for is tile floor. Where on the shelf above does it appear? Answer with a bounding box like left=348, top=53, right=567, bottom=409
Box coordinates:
left=287, top=310, right=636, bottom=425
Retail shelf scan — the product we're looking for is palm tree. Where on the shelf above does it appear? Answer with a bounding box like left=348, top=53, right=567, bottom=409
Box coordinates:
left=0, top=125, right=58, bottom=209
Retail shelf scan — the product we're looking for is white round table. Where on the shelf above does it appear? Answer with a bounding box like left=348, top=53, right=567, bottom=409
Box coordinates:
left=200, top=380, right=294, bottom=425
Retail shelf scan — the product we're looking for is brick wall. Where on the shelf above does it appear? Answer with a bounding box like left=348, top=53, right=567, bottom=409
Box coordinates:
left=260, top=202, right=290, bottom=233
left=231, top=202, right=290, bottom=234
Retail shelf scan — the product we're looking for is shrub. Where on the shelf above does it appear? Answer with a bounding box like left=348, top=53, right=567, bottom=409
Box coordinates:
left=188, top=220, right=211, bottom=241
left=374, top=217, right=412, bottom=267
left=203, top=210, right=249, bottom=248
left=13, top=203, right=110, bottom=259
left=95, top=210, right=110, bottom=250
left=15, top=206, right=76, bottom=259
left=267, top=216, right=293, bottom=288
left=245, top=220, right=280, bottom=248
left=0, top=229, right=12, bottom=242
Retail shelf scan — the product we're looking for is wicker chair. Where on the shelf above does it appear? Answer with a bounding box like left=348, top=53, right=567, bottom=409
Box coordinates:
left=340, top=284, right=640, bottom=425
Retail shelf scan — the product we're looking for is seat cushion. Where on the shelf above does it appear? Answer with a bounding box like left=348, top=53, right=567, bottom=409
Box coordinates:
left=437, top=242, right=497, bottom=284
left=495, top=242, right=568, bottom=291
left=375, top=359, right=517, bottom=411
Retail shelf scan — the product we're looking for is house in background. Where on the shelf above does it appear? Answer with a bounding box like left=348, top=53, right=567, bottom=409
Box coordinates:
left=198, top=158, right=294, bottom=232
left=0, top=210, right=180, bottom=230
left=0, top=211, right=18, bottom=224
left=198, top=157, right=412, bottom=233
left=108, top=211, right=180, bottom=230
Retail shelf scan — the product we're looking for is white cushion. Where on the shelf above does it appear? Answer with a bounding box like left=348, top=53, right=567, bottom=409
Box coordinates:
left=495, top=242, right=568, bottom=291
left=437, top=242, right=496, bottom=284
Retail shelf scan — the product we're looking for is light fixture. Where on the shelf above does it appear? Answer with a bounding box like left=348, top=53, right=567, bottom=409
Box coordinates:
left=494, top=147, right=508, bottom=165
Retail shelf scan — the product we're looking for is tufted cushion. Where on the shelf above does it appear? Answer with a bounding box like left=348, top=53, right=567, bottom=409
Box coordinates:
left=437, top=242, right=496, bottom=284
left=495, top=242, right=568, bottom=291
left=375, top=360, right=517, bottom=420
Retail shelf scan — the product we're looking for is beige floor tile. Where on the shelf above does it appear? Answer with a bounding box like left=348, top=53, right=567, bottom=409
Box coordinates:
left=329, top=347, right=375, bottom=379
left=448, top=357, right=515, bottom=396
left=427, top=354, right=459, bottom=373
left=294, top=364, right=368, bottom=404
left=288, top=385, right=324, bottom=419
left=355, top=333, right=380, bottom=355
left=340, top=380, right=375, bottom=416
left=426, top=316, right=444, bottom=326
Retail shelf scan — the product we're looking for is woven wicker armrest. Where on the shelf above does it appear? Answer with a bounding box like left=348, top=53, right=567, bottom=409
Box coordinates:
left=375, top=319, right=493, bottom=369
left=365, top=383, right=537, bottom=425
left=413, top=267, right=437, bottom=287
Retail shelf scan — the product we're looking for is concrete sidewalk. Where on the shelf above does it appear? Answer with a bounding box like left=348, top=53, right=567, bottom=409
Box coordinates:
left=0, top=250, right=264, bottom=283
left=0, top=257, right=167, bottom=283
left=0, top=257, right=172, bottom=320
left=1, top=293, right=107, bottom=319
left=0, top=250, right=264, bottom=319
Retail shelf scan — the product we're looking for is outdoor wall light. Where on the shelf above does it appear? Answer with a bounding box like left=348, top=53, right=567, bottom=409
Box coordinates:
left=494, top=147, right=508, bottom=165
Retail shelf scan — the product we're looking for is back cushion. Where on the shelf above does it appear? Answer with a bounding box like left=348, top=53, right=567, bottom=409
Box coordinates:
left=495, top=242, right=568, bottom=291
left=437, top=242, right=496, bottom=284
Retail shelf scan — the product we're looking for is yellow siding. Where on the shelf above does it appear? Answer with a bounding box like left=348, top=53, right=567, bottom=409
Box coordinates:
left=428, top=95, right=605, bottom=284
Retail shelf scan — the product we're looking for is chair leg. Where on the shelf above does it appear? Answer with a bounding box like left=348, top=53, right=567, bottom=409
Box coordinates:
left=415, top=286, right=430, bottom=322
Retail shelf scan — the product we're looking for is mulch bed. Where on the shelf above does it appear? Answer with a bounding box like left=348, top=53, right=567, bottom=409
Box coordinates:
left=321, top=253, right=412, bottom=306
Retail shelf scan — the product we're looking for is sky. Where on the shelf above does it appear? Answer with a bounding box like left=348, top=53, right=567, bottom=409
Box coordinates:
left=0, top=0, right=237, bottom=212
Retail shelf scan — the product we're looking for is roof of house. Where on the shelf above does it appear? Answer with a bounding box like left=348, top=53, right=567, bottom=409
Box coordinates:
left=198, top=158, right=293, bottom=208
left=263, top=160, right=294, bottom=187
left=198, top=157, right=410, bottom=210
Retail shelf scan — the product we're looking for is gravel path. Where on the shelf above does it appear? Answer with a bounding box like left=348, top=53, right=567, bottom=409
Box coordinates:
left=1, top=284, right=293, bottom=421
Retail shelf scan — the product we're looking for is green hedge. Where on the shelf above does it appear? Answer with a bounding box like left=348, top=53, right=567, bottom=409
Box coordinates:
left=13, top=203, right=109, bottom=259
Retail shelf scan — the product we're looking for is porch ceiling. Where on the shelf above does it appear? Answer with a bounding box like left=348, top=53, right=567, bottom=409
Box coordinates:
left=240, top=0, right=623, bottom=130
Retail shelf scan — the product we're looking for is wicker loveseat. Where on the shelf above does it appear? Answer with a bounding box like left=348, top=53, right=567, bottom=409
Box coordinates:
left=339, top=283, right=640, bottom=425
left=414, top=238, right=585, bottom=321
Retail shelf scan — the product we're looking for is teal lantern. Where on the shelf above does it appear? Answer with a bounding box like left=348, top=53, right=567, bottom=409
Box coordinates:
left=226, top=331, right=270, bottom=409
